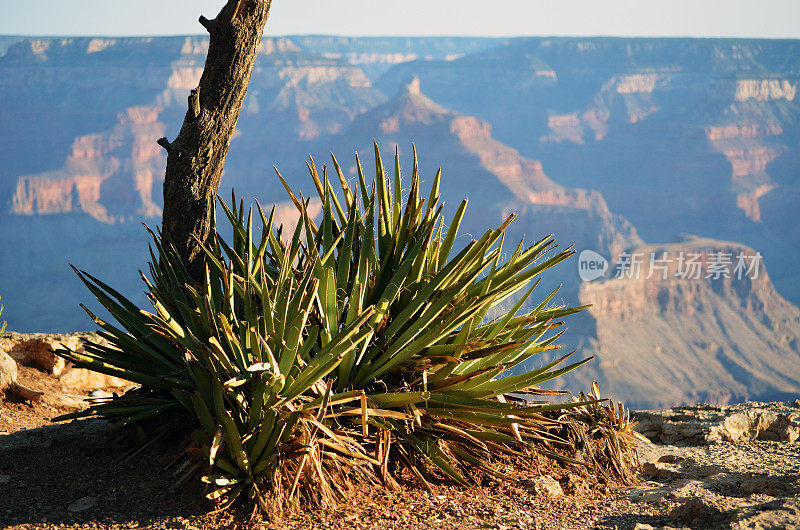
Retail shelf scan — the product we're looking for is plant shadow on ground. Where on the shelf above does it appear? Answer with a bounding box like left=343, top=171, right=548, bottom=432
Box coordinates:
left=0, top=416, right=672, bottom=529
left=0, top=418, right=211, bottom=528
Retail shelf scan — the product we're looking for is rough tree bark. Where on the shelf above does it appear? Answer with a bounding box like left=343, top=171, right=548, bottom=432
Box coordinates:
left=159, top=0, right=272, bottom=282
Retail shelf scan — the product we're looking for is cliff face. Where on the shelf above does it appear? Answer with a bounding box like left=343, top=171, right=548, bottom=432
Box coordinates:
left=1, top=36, right=384, bottom=221
left=338, top=78, right=642, bottom=260
left=568, top=236, right=800, bottom=408
left=704, top=83, right=795, bottom=222
left=542, top=71, right=665, bottom=144
left=11, top=105, right=165, bottom=221
left=735, top=79, right=796, bottom=102
left=288, top=36, right=502, bottom=79
left=2, top=36, right=800, bottom=411
left=538, top=68, right=796, bottom=226
left=375, top=38, right=800, bottom=305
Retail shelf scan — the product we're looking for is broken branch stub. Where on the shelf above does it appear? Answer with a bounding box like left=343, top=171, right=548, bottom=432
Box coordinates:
left=161, top=0, right=273, bottom=282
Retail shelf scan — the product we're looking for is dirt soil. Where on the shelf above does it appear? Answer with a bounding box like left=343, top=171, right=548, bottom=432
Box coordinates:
left=0, top=417, right=667, bottom=530
left=0, top=365, right=87, bottom=433
left=0, top=367, right=673, bottom=529
left=4, top=367, right=799, bottom=529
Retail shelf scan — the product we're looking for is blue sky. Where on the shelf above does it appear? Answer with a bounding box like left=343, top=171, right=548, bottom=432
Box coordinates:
left=1, top=0, right=798, bottom=38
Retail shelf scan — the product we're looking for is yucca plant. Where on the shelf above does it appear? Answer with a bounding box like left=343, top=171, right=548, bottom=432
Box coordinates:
left=561, top=382, right=645, bottom=485
left=57, top=145, right=601, bottom=514
left=59, top=205, right=380, bottom=511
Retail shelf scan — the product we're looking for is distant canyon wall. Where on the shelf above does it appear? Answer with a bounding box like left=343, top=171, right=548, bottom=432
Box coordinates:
left=2, top=35, right=800, bottom=411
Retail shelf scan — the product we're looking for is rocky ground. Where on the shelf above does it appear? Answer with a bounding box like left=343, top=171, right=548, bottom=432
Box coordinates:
left=1, top=333, right=799, bottom=529
left=630, top=402, right=800, bottom=529
left=0, top=332, right=132, bottom=433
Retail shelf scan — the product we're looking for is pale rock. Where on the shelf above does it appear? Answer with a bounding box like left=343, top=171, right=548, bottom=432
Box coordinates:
left=734, top=79, right=796, bottom=102
left=642, top=462, right=691, bottom=480
left=0, top=333, right=77, bottom=376
left=0, top=332, right=129, bottom=392
left=529, top=475, right=563, bottom=497
left=759, top=413, right=800, bottom=443
left=635, top=401, right=800, bottom=446
left=0, top=348, right=42, bottom=400
left=0, top=348, right=17, bottom=391
left=58, top=367, right=129, bottom=392
left=615, top=73, right=660, bottom=94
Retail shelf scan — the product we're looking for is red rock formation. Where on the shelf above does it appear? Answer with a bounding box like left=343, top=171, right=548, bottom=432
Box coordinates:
left=12, top=174, right=105, bottom=215
left=735, top=184, right=778, bottom=222
left=10, top=105, right=165, bottom=222
left=583, top=239, right=772, bottom=322
left=542, top=72, right=665, bottom=143
left=448, top=111, right=627, bottom=226
left=544, top=69, right=797, bottom=224
left=705, top=103, right=786, bottom=221
left=706, top=122, right=783, bottom=140
left=573, top=235, right=800, bottom=407
left=615, top=73, right=660, bottom=94
left=348, top=77, right=642, bottom=261
left=267, top=65, right=377, bottom=139
left=735, top=79, right=796, bottom=102
left=450, top=115, right=564, bottom=202
left=545, top=113, right=585, bottom=144
left=7, top=36, right=386, bottom=223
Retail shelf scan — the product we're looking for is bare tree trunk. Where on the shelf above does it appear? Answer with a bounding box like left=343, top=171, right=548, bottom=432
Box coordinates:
left=160, top=0, right=272, bottom=281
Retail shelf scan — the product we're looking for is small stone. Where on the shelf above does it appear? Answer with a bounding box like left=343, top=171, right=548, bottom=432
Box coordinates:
left=693, top=464, right=724, bottom=478
left=67, top=496, right=97, bottom=513
left=642, top=462, right=690, bottom=480
left=530, top=475, right=563, bottom=497
left=0, top=475, right=10, bottom=484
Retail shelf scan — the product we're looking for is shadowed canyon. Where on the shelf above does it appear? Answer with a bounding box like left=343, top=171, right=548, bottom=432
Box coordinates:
left=1, top=35, right=799, bottom=408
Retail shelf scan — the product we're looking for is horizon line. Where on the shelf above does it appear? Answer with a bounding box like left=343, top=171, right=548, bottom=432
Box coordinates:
left=2, top=33, right=800, bottom=41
